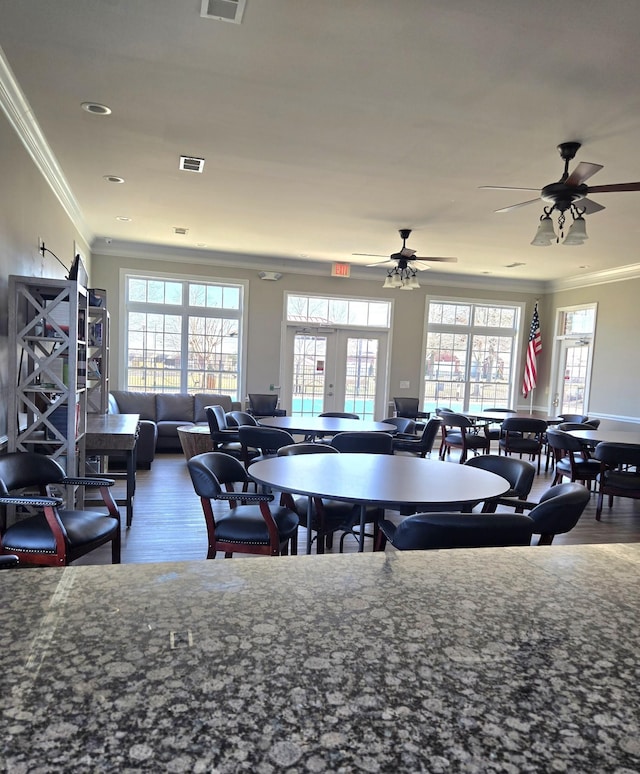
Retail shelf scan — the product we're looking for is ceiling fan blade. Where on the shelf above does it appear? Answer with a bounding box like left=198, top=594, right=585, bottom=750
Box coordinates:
left=352, top=252, right=388, bottom=258
left=565, top=162, right=603, bottom=186
left=400, top=247, right=416, bottom=258
left=494, top=197, right=541, bottom=214
left=586, top=182, right=640, bottom=193
left=413, top=256, right=458, bottom=263
left=365, top=259, right=392, bottom=267
left=580, top=198, right=606, bottom=214
left=480, top=186, right=540, bottom=191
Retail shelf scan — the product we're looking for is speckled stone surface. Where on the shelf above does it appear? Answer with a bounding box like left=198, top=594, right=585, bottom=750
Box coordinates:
left=2, top=544, right=640, bottom=772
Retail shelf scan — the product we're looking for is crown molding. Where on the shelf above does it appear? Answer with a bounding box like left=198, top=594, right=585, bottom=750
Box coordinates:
left=94, top=239, right=546, bottom=295
left=547, top=261, right=640, bottom=292
left=0, top=46, right=92, bottom=242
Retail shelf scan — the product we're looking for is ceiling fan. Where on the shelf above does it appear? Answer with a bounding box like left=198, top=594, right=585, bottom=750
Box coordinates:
left=481, top=141, right=640, bottom=216
left=354, top=229, right=457, bottom=269
left=353, top=229, right=457, bottom=289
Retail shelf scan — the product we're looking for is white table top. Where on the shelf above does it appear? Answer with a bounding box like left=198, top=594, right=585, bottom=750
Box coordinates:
left=249, top=453, right=510, bottom=508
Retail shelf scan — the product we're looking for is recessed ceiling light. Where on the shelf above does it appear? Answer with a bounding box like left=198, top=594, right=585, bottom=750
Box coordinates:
left=579, top=264, right=590, bottom=269
left=103, top=175, right=125, bottom=184
left=81, top=101, right=112, bottom=115
left=116, top=216, right=131, bottom=222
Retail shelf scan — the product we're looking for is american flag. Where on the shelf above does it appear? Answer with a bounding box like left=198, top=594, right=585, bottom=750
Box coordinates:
left=522, top=303, right=542, bottom=398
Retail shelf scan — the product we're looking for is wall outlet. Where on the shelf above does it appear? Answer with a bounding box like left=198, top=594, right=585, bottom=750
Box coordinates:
left=38, top=236, right=45, bottom=255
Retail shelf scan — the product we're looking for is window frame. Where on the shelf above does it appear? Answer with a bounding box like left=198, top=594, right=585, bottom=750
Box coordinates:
left=119, top=268, right=248, bottom=397
left=421, top=295, right=526, bottom=412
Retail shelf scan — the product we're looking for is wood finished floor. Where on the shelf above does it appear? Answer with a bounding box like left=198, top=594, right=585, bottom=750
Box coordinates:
left=75, top=448, right=640, bottom=565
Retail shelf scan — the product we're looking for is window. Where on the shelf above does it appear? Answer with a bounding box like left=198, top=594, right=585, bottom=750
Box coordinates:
left=552, top=304, right=597, bottom=415
left=124, top=274, right=244, bottom=396
left=287, top=294, right=391, bottom=327
left=423, top=299, right=522, bottom=412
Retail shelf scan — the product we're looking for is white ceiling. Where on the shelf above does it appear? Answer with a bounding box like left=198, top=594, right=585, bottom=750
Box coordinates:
left=2, top=0, right=640, bottom=285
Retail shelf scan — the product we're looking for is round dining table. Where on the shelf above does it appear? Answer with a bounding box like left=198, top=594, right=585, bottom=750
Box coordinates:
left=257, top=415, right=396, bottom=439
left=567, top=428, right=640, bottom=446
left=249, top=453, right=510, bottom=553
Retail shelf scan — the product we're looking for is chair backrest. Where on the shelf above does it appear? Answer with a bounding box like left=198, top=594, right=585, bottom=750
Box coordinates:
left=248, top=393, right=279, bottom=415
left=501, top=416, right=547, bottom=436
left=464, top=454, right=535, bottom=499
left=226, top=410, right=258, bottom=427
left=319, top=411, right=360, bottom=420
left=187, top=452, right=249, bottom=498
left=558, top=414, right=589, bottom=423
left=418, top=417, right=443, bottom=452
left=388, top=512, right=533, bottom=550
left=393, top=397, right=420, bottom=417
left=277, top=443, right=339, bottom=456
left=238, top=425, right=295, bottom=454
left=557, top=422, right=589, bottom=432
left=441, top=412, right=474, bottom=429
left=0, top=451, right=65, bottom=493
left=483, top=407, right=516, bottom=414
left=545, top=427, right=586, bottom=454
left=528, top=482, right=590, bottom=536
left=382, top=417, right=416, bottom=435
left=584, top=419, right=600, bottom=429
left=205, top=404, right=229, bottom=434
left=330, top=431, right=394, bottom=454
left=594, top=442, right=640, bottom=468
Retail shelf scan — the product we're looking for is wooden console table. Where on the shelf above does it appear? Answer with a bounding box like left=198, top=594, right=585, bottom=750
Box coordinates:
left=85, top=413, right=139, bottom=527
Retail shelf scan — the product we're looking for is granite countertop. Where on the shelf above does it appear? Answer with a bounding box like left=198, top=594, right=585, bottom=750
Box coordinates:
left=2, top=544, right=640, bottom=772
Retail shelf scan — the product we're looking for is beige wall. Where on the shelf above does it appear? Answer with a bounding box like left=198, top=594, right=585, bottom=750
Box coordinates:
left=547, top=280, right=640, bottom=426
left=90, top=251, right=540, bottom=415
left=0, top=111, right=90, bottom=441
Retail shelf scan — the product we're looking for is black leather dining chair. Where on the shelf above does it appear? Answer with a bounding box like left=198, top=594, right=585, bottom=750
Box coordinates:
left=238, top=425, right=295, bottom=468
left=276, top=443, right=365, bottom=553
left=393, top=397, right=430, bottom=420
left=330, top=431, right=394, bottom=454
left=464, top=454, right=536, bottom=513
left=382, top=417, right=417, bottom=436
left=517, top=482, right=591, bottom=544
left=545, top=428, right=600, bottom=488
left=375, top=511, right=534, bottom=551
left=225, top=410, right=258, bottom=427
left=499, top=416, right=548, bottom=473
left=593, top=442, right=640, bottom=521
left=205, top=405, right=243, bottom=458
left=247, top=394, right=286, bottom=418
left=187, top=452, right=298, bottom=558
left=439, top=413, right=491, bottom=463
left=392, top=417, right=441, bottom=457
left=0, top=451, right=121, bottom=566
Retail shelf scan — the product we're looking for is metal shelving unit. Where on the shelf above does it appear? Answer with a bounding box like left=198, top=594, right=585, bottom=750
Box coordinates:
left=87, top=303, right=110, bottom=414
left=8, top=275, right=88, bottom=477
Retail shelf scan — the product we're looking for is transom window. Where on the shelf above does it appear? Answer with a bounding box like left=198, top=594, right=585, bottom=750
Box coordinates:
left=423, top=299, right=522, bottom=412
left=124, top=274, right=244, bottom=396
left=287, top=295, right=391, bottom=328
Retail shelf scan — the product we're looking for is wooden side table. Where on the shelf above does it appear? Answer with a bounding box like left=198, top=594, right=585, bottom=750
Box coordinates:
left=177, top=425, right=214, bottom=459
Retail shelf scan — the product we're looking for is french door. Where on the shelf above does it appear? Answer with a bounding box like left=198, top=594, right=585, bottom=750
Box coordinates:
left=282, top=327, right=388, bottom=419
left=553, top=339, right=592, bottom=416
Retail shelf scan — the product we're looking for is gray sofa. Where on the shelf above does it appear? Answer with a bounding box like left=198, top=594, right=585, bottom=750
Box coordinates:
left=108, top=391, right=241, bottom=466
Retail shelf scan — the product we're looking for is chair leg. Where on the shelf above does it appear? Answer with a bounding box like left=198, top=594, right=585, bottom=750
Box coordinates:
left=374, top=530, right=387, bottom=551
left=536, top=533, right=554, bottom=545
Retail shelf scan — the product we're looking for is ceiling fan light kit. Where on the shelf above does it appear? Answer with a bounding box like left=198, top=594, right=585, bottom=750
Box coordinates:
left=360, top=229, right=457, bottom=289
left=484, top=141, right=640, bottom=247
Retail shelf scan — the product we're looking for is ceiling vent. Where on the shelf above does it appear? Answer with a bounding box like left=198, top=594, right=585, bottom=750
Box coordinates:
left=505, top=262, right=526, bottom=268
left=179, top=156, right=205, bottom=173
left=174, top=227, right=189, bottom=235
left=200, top=0, right=247, bottom=24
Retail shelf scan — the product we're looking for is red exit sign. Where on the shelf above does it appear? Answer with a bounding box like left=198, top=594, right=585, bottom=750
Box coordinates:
left=332, top=262, right=351, bottom=277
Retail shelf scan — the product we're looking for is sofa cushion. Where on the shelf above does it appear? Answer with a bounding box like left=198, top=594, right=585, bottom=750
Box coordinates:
left=156, top=394, right=195, bottom=422
left=194, top=393, right=234, bottom=422
left=111, top=390, right=157, bottom=421
left=157, top=419, right=192, bottom=436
